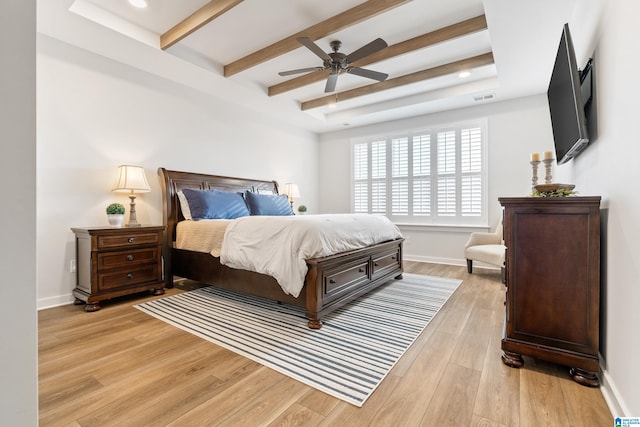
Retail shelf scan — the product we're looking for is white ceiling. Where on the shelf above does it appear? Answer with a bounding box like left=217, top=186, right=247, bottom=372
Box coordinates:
left=37, top=0, right=579, bottom=134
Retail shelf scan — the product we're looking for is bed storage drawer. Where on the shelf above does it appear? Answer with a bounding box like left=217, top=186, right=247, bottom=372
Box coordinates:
left=323, top=258, right=370, bottom=301
left=372, top=248, right=401, bottom=279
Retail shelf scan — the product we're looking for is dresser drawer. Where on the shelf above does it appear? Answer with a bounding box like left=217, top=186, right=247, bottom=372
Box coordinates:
left=98, top=265, right=161, bottom=291
left=98, top=232, right=161, bottom=249
left=372, top=249, right=401, bottom=279
left=97, top=247, right=159, bottom=270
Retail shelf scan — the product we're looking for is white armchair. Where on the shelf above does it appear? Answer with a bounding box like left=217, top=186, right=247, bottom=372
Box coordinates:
left=464, top=220, right=506, bottom=282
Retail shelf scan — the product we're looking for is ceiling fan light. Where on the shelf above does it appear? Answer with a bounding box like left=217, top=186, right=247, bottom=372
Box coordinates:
left=458, top=71, right=471, bottom=78
left=128, top=0, right=148, bottom=9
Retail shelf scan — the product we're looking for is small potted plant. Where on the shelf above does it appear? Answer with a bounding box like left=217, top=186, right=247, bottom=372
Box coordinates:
left=106, top=203, right=125, bottom=227
left=297, top=204, right=307, bottom=215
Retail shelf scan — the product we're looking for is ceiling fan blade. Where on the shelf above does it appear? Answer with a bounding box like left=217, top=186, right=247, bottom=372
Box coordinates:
left=324, top=72, right=339, bottom=93
left=347, top=67, right=388, bottom=82
left=297, top=37, right=331, bottom=61
left=278, top=66, right=324, bottom=76
left=345, top=38, right=388, bottom=63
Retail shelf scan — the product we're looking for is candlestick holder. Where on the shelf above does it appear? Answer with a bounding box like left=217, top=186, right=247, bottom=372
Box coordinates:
left=530, top=160, right=541, bottom=190
left=543, top=158, right=553, bottom=184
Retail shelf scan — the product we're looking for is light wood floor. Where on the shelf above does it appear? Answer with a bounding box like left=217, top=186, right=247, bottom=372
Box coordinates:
left=38, top=262, right=612, bottom=426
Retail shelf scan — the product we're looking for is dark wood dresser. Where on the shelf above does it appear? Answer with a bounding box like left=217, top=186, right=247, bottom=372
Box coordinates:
left=72, top=225, right=165, bottom=311
left=498, top=196, right=601, bottom=386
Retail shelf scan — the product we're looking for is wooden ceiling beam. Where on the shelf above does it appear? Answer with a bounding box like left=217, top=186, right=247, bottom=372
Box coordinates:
left=300, top=52, right=494, bottom=111
left=161, top=0, right=244, bottom=50
left=269, top=14, right=488, bottom=96
left=223, top=0, right=411, bottom=77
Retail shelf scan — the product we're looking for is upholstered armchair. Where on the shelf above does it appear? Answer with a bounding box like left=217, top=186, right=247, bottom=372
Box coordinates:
left=464, top=220, right=506, bottom=282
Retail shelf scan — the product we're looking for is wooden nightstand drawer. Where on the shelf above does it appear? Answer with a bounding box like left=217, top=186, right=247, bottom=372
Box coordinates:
left=97, top=247, right=159, bottom=270
left=98, top=232, right=161, bottom=249
left=98, top=265, right=161, bottom=290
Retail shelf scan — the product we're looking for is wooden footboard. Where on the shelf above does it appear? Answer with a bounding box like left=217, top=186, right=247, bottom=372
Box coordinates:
left=304, top=239, right=403, bottom=328
left=159, top=167, right=404, bottom=328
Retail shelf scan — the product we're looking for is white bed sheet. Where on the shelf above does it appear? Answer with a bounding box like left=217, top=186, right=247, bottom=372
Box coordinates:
left=220, top=214, right=403, bottom=297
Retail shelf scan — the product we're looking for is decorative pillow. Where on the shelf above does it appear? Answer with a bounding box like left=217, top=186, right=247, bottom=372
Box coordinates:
left=181, top=188, right=249, bottom=220
left=244, top=191, right=293, bottom=216
left=177, top=191, right=193, bottom=220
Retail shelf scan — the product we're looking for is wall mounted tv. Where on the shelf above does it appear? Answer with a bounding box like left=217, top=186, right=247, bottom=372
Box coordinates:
left=547, top=23, right=591, bottom=165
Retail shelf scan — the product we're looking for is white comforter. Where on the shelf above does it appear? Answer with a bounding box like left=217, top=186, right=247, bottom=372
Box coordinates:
left=220, top=214, right=403, bottom=297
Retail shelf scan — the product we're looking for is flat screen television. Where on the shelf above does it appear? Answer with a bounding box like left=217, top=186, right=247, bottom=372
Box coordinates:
left=547, top=23, right=589, bottom=165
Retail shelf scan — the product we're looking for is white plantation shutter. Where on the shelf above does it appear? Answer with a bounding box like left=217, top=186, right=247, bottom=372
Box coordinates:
left=352, top=120, right=487, bottom=225
left=392, top=138, right=409, bottom=215
left=437, top=131, right=456, bottom=216
left=412, top=135, right=431, bottom=216
left=461, top=128, right=482, bottom=216
left=353, top=143, right=368, bottom=213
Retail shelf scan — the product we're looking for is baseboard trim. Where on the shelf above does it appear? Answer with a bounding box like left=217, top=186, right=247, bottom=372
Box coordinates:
left=38, top=294, right=74, bottom=310
left=403, top=255, right=501, bottom=271
left=600, top=365, right=628, bottom=417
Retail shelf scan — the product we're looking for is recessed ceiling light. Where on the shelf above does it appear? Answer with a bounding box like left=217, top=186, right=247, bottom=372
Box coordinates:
left=128, top=0, right=148, bottom=9
left=458, top=71, right=471, bottom=78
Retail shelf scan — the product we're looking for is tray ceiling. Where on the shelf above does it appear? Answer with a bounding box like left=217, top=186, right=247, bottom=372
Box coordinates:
left=38, top=0, right=580, bottom=133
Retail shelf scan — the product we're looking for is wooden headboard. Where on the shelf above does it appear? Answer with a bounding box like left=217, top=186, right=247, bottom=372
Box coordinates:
left=157, top=167, right=279, bottom=248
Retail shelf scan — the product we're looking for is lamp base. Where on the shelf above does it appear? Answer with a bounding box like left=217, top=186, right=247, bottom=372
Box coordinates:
left=127, top=194, right=141, bottom=227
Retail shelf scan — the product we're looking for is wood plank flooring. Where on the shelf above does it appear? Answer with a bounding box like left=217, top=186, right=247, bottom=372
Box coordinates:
left=38, top=262, right=612, bottom=426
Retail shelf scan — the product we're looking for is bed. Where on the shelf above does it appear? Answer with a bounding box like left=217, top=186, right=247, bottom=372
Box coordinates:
left=158, top=167, right=404, bottom=329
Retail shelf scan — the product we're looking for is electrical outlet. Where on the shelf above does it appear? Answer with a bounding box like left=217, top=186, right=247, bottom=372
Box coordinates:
left=70, top=259, right=76, bottom=273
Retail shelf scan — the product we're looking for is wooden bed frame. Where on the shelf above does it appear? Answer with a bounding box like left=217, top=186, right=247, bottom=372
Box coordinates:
left=158, top=168, right=404, bottom=329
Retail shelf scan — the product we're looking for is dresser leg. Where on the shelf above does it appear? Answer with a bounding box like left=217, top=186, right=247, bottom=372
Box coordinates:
left=84, top=302, right=101, bottom=312
left=152, top=288, right=165, bottom=296
left=570, top=368, right=600, bottom=387
left=501, top=351, right=524, bottom=368
left=74, top=297, right=84, bottom=305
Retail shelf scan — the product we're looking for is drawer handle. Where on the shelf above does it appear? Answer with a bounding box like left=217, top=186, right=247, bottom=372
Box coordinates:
left=127, top=273, right=134, bottom=280
left=374, top=262, right=379, bottom=267
left=126, top=255, right=134, bottom=261
left=128, top=237, right=135, bottom=243
left=391, top=256, right=396, bottom=260
left=358, top=268, right=365, bottom=273
left=329, top=279, right=336, bottom=284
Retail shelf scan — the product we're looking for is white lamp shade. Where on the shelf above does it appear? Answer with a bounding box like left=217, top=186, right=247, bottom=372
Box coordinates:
left=282, top=183, right=300, bottom=199
left=112, top=165, right=151, bottom=193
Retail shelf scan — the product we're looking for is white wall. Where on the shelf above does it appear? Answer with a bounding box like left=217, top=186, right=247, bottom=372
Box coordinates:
left=36, top=35, right=319, bottom=308
left=319, top=95, right=554, bottom=265
left=0, top=1, right=38, bottom=424
left=563, top=0, right=640, bottom=417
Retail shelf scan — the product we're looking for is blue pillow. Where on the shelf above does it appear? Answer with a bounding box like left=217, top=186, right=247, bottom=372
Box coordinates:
left=181, top=188, right=249, bottom=220
left=244, top=191, right=294, bottom=216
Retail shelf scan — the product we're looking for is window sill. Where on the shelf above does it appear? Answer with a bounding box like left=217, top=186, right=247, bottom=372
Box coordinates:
left=395, top=223, right=490, bottom=233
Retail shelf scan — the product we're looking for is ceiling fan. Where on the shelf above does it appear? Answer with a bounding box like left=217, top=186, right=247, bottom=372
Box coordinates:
left=279, top=37, right=389, bottom=93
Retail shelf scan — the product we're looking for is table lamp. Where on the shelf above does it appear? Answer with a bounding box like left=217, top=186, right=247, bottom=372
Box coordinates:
left=112, top=165, right=150, bottom=227
left=281, top=183, right=300, bottom=208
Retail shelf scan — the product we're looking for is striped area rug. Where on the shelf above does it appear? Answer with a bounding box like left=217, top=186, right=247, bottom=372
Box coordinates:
left=135, top=273, right=461, bottom=406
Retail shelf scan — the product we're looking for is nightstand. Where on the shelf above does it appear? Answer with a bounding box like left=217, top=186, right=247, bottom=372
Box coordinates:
left=72, top=225, right=165, bottom=311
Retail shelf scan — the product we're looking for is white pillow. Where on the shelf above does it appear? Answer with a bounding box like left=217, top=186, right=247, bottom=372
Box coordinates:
left=177, top=191, right=193, bottom=220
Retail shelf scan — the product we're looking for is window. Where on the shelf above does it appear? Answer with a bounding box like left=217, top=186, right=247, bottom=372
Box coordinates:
left=352, top=120, right=487, bottom=225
